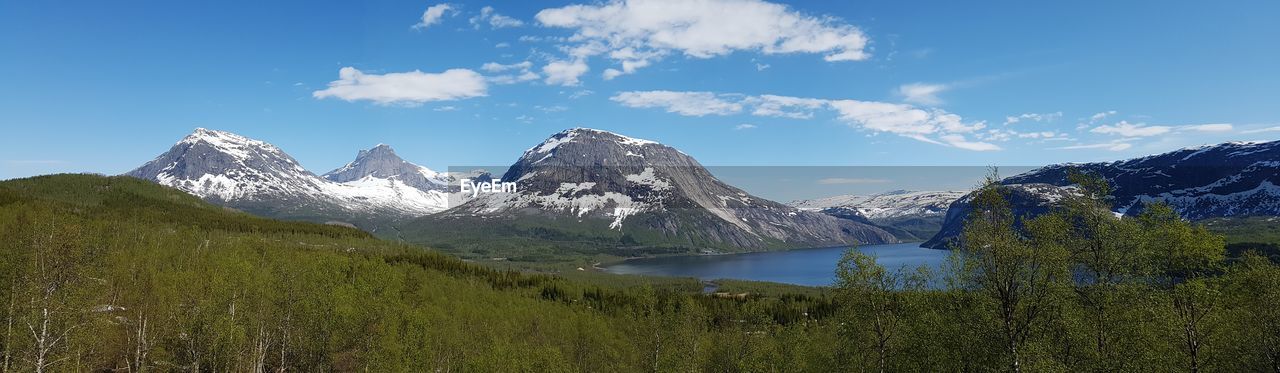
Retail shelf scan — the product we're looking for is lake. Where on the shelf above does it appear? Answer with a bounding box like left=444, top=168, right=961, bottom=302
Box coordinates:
left=603, top=243, right=951, bottom=287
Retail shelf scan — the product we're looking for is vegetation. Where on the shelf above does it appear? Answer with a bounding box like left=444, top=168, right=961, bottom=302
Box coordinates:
left=2, top=172, right=1279, bottom=371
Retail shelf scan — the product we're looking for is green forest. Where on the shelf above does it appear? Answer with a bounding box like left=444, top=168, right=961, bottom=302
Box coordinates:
left=1, top=173, right=1279, bottom=372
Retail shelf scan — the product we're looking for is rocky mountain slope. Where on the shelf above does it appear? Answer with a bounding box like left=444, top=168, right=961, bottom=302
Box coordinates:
left=404, top=128, right=897, bottom=257
left=924, top=140, right=1280, bottom=249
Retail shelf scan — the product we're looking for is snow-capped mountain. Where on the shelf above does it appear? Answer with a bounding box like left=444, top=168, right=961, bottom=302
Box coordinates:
left=125, top=129, right=449, bottom=229
left=924, top=140, right=1280, bottom=248
left=408, top=128, right=897, bottom=252
left=791, top=190, right=967, bottom=242
left=791, top=190, right=967, bottom=220
left=323, top=144, right=451, bottom=192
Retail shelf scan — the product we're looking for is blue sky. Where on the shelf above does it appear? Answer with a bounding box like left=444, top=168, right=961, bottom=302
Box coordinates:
left=3, top=0, right=1278, bottom=184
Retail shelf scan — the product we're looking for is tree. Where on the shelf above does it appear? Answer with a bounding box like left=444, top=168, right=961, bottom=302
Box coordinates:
left=1056, top=170, right=1150, bottom=371
left=953, top=168, right=1069, bottom=372
left=1138, top=203, right=1225, bottom=373
left=7, top=210, right=97, bottom=373
left=1223, top=253, right=1280, bottom=370
left=834, top=250, right=925, bottom=372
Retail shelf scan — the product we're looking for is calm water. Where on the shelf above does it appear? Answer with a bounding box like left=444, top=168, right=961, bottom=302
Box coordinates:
left=603, top=243, right=950, bottom=287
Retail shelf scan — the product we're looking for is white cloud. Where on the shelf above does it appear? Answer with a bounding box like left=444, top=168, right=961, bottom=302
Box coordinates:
left=828, top=100, right=984, bottom=135
left=413, top=3, right=454, bottom=29
left=1052, top=142, right=1133, bottom=151
left=611, top=90, right=998, bottom=151
left=1182, top=123, right=1233, bottom=132
left=471, top=6, right=524, bottom=28
left=567, top=89, right=595, bottom=99
left=1242, top=126, right=1280, bottom=134
left=896, top=83, right=948, bottom=105
left=1004, top=111, right=1063, bottom=125
left=1015, top=131, right=1061, bottom=139
left=535, top=0, right=870, bottom=78
left=1089, top=110, right=1118, bottom=122
left=939, top=134, right=1001, bottom=151
left=536, top=105, right=569, bottom=112
left=433, top=105, right=458, bottom=112
left=817, top=178, right=891, bottom=185
left=495, top=42, right=511, bottom=48
left=542, top=59, right=590, bottom=86
left=611, top=91, right=743, bottom=116
left=481, top=61, right=533, bottom=72
left=481, top=61, right=540, bottom=84
left=1090, top=121, right=1171, bottom=137
left=745, top=95, right=827, bottom=119
left=756, top=63, right=770, bottom=71
left=734, top=123, right=757, bottom=130
left=313, top=67, right=487, bottom=106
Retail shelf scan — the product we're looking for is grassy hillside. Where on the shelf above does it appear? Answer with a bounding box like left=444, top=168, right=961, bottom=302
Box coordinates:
left=0, top=174, right=846, bottom=371
left=4, top=174, right=1280, bottom=371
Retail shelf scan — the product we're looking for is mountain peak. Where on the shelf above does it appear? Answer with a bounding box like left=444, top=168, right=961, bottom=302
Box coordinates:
left=518, top=128, right=667, bottom=168
left=176, top=128, right=285, bottom=160
left=356, top=143, right=400, bottom=159
left=127, top=129, right=314, bottom=201
left=323, top=144, right=448, bottom=191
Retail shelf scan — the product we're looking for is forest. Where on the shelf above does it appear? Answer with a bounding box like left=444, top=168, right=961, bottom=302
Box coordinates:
left=1, top=173, right=1278, bottom=372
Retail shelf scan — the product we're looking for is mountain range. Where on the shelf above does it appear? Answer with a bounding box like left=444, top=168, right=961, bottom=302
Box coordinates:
left=126, top=128, right=897, bottom=257
left=790, top=190, right=967, bottom=241
left=923, top=140, right=1280, bottom=248
left=126, top=128, right=452, bottom=233
left=402, top=128, right=897, bottom=257
left=122, top=128, right=1280, bottom=255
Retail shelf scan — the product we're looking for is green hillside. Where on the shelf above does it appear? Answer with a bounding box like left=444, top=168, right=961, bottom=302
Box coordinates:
left=3, top=174, right=1280, bottom=371
left=0, top=174, right=842, bottom=371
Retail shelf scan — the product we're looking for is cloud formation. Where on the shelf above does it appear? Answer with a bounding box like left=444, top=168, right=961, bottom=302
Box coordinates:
left=542, top=59, right=590, bottom=86
left=471, top=6, right=524, bottom=28
left=534, top=0, right=870, bottom=82
left=611, top=91, right=743, bottom=116
left=1004, top=112, right=1063, bottom=125
left=413, top=4, right=454, bottom=29
left=481, top=61, right=539, bottom=84
left=610, top=90, right=1000, bottom=151
left=313, top=67, right=487, bottom=106
left=1242, top=126, right=1280, bottom=134
left=896, top=83, right=948, bottom=105
left=1182, top=123, right=1233, bottom=132
left=1090, top=121, right=1172, bottom=137
left=745, top=95, right=827, bottom=119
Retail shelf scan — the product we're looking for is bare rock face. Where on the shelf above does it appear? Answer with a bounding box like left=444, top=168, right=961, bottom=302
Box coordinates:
left=924, top=140, right=1280, bottom=249
left=416, top=128, right=897, bottom=252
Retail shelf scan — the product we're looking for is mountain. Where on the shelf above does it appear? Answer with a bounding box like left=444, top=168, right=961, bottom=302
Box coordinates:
left=323, top=144, right=451, bottom=192
left=791, top=190, right=967, bottom=241
left=402, top=128, right=897, bottom=259
left=923, top=140, right=1280, bottom=249
left=125, top=128, right=449, bottom=232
